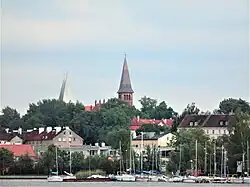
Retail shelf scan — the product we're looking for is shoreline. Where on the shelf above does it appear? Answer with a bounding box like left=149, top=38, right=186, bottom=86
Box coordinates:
left=0, top=175, right=47, bottom=180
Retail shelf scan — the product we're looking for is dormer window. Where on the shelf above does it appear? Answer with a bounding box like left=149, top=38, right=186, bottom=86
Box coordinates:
left=220, top=121, right=224, bottom=126
left=225, top=121, right=228, bottom=126
left=194, top=122, right=198, bottom=126
left=190, top=122, right=193, bottom=126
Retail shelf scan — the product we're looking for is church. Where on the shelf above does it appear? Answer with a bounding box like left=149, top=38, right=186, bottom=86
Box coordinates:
left=82, top=54, right=134, bottom=111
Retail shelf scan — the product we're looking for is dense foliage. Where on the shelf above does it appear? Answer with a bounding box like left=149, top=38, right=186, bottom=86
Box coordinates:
left=0, top=96, right=250, bottom=175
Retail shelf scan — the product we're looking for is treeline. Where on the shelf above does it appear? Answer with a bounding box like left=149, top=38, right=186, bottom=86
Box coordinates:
left=0, top=144, right=162, bottom=175
left=167, top=112, right=250, bottom=175
left=0, top=97, right=250, bottom=150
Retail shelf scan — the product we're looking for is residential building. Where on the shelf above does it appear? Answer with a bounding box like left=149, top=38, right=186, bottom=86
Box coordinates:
left=0, top=144, right=38, bottom=160
left=131, top=132, right=175, bottom=171
left=0, top=130, right=23, bottom=145
left=130, top=116, right=173, bottom=138
left=177, top=114, right=236, bottom=139
left=60, top=142, right=115, bottom=157
left=22, top=126, right=83, bottom=155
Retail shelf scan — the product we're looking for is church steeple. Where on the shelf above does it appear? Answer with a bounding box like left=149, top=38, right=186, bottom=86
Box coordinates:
left=117, top=54, right=134, bottom=106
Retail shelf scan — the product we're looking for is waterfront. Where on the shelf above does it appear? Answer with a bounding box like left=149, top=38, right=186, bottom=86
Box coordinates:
left=0, top=180, right=250, bottom=187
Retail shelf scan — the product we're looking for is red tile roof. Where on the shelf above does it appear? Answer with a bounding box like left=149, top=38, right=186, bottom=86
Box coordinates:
left=22, top=130, right=59, bottom=141
left=0, top=144, right=38, bottom=158
left=130, top=117, right=173, bottom=131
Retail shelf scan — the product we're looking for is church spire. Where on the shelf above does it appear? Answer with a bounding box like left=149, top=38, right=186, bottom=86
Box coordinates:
left=117, top=54, right=134, bottom=94
left=59, top=72, right=68, bottom=101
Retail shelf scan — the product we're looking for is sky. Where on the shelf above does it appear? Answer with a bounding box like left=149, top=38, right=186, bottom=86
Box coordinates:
left=0, top=0, right=249, bottom=115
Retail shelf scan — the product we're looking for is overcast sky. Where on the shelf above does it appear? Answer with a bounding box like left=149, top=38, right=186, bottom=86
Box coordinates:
left=1, top=0, right=249, bottom=115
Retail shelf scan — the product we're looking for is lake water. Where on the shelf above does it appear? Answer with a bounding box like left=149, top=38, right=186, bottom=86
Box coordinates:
left=0, top=180, right=250, bottom=187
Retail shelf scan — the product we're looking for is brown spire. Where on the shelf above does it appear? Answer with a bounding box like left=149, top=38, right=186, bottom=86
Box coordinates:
left=117, top=54, right=134, bottom=93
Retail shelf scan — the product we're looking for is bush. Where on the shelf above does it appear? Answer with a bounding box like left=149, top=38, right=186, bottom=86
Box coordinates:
left=75, top=169, right=106, bottom=178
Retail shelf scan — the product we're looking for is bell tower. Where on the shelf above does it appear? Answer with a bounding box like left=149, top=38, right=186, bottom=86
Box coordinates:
left=117, top=54, right=134, bottom=106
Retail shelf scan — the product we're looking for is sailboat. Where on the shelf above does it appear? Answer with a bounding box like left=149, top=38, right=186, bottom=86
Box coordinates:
left=115, top=138, right=136, bottom=182
left=63, top=149, right=76, bottom=180
left=47, top=146, right=63, bottom=182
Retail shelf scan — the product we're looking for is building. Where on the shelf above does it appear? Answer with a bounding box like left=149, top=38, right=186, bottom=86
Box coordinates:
left=0, top=144, right=38, bottom=160
left=85, top=54, right=134, bottom=111
left=130, top=116, right=173, bottom=138
left=0, top=130, right=23, bottom=145
left=60, top=142, right=115, bottom=157
left=177, top=114, right=236, bottom=139
left=22, top=126, right=83, bottom=154
left=131, top=132, right=175, bottom=171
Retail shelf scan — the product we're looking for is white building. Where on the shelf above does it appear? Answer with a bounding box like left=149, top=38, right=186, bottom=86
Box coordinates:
left=177, top=114, right=235, bottom=139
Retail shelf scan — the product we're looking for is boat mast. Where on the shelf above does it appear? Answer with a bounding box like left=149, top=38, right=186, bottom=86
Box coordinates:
left=213, top=142, right=216, bottom=176
left=247, top=141, right=249, bottom=176
left=195, top=140, right=198, bottom=177
left=224, top=149, right=227, bottom=177
left=221, top=145, right=224, bottom=177
left=56, top=146, right=59, bottom=176
left=141, top=132, right=143, bottom=172
left=129, top=132, right=132, bottom=175
left=179, top=144, right=182, bottom=173
left=204, top=142, right=207, bottom=175
left=119, top=140, right=122, bottom=174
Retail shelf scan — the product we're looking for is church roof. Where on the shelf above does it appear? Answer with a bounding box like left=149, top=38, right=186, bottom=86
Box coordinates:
left=117, top=55, right=134, bottom=93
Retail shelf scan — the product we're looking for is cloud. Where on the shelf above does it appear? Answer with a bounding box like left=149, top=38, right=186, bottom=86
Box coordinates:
left=2, top=0, right=248, bottom=49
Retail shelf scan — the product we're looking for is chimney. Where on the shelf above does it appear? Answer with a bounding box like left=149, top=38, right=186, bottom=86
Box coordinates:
left=18, top=127, right=22, bottom=135
left=55, top=126, right=62, bottom=134
left=46, top=127, right=52, bottom=133
left=137, top=116, right=140, bottom=121
left=39, top=127, right=44, bottom=134
left=5, top=128, right=9, bottom=133
left=95, top=100, right=97, bottom=106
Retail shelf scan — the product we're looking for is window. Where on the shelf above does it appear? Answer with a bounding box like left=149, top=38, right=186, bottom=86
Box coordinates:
left=69, top=138, right=72, bottom=142
left=225, top=121, right=229, bottom=126
left=63, top=138, right=66, bottom=142
left=58, top=138, right=61, bottom=142
left=69, top=131, right=71, bottom=135
left=194, top=122, right=198, bottom=126
left=224, top=130, right=226, bottom=134
left=73, top=137, right=76, bottom=141
left=64, top=132, right=66, bottom=135
left=220, top=121, right=224, bottom=126
left=219, top=130, right=221, bottom=134
left=212, top=130, right=214, bottom=134
left=190, top=122, right=193, bottom=126
left=206, top=130, right=209, bottom=134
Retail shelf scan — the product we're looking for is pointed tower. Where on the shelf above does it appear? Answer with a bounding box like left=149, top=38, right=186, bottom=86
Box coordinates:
left=59, top=72, right=68, bottom=101
left=117, top=54, right=134, bottom=106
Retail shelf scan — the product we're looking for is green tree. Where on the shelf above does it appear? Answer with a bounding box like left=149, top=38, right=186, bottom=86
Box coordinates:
left=0, top=148, right=14, bottom=175
left=167, top=129, right=211, bottom=173
left=0, top=107, right=23, bottom=129
left=218, top=98, right=250, bottom=114
left=16, top=154, right=34, bottom=174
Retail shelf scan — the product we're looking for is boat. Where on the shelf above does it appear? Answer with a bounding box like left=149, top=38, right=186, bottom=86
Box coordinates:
left=47, top=175, right=63, bottom=182
left=62, top=171, right=76, bottom=180
left=182, top=175, right=197, bottom=183
left=47, top=147, right=63, bottom=182
left=168, top=176, right=183, bottom=182
left=115, top=173, right=136, bottom=182
left=243, top=177, right=250, bottom=184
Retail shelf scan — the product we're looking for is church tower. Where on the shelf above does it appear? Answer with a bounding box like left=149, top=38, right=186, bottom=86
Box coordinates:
left=117, top=54, right=134, bottom=106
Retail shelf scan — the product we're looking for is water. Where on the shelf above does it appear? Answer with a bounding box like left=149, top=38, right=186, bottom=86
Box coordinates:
left=0, top=180, right=250, bottom=187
